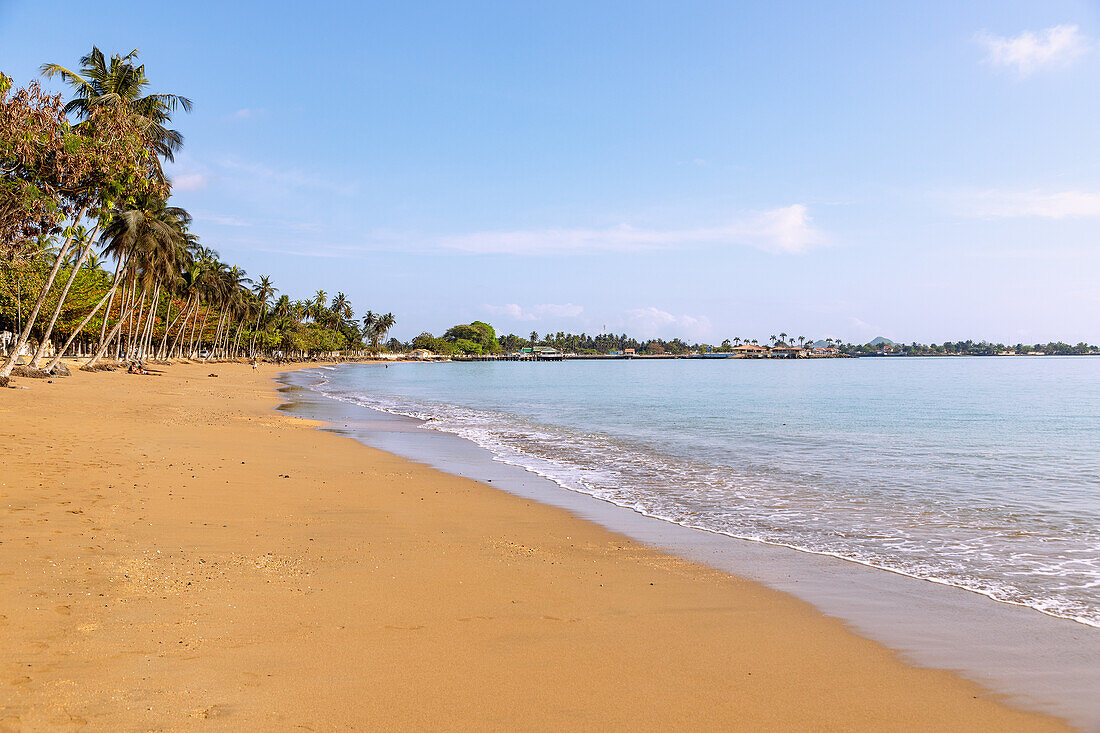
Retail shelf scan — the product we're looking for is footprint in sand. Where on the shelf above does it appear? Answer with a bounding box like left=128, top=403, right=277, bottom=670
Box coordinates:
left=54, top=605, right=71, bottom=615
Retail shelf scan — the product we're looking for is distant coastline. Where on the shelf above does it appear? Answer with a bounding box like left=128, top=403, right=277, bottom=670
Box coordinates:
left=397, top=322, right=1100, bottom=361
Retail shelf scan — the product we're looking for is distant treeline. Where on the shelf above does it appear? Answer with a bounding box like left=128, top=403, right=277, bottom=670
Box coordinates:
left=391, top=328, right=1099, bottom=357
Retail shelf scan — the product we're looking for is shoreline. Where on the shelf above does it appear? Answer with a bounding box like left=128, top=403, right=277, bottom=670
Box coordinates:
left=281, top=363, right=1100, bottom=729
left=0, top=362, right=1075, bottom=730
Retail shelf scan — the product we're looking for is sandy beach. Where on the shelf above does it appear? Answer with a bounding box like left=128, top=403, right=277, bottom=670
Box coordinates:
left=0, top=363, right=1073, bottom=731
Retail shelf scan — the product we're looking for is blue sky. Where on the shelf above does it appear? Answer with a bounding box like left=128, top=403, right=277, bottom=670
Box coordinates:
left=3, top=0, right=1099, bottom=344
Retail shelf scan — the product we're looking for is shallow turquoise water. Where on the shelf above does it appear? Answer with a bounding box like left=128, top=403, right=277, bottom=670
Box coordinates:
left=312, top=357, right=1100, bottom=626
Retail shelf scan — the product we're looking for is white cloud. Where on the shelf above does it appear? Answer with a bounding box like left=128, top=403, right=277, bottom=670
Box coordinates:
left=484, top=303, right=584, bottom=321
left=434, top=205, right=826, bottom=255
left=960, top=190, right=1100, bottom=219
left=197, top=214, right=249, bottom=227
left=976, top=25, right=1089, bottom=76
left=217, top=156, right=356, bottom=196
left=231, top=108, right=267, bottom=120
left=625, top=307, right=712, bottom=340
left=172, top=172, right=209, bottom=192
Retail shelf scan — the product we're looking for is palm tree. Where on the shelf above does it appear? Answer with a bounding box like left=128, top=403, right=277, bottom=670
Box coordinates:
left=28, top=224, right=98, bottom=367
left=83, top=251, right=105, bottom=271
left=331, top=292, right=352, bottom=327
left=80, top=195, right=190, bottom=368
left=310, top=290, right=327, bottom=322
left=41, top=47, right=192, bottom=174
left=375, top=313, right=396, bottom=347
left=248, top=275, right=277, bottom=356
left=361, top=310, right=379, bottom=350
left=3, top=48, right=190, bottom=377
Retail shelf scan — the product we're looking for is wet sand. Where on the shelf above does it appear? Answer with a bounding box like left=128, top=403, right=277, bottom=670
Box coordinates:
left=0, top=362, right=1073, bottom=730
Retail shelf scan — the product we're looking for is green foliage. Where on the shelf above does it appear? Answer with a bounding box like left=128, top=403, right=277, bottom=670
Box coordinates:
left=442, top=320, right=500, bottom=354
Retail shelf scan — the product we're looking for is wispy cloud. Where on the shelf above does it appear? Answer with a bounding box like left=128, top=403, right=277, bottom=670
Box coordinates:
left=483, top=303, right=584, bottom=321
left=237, top=205, right=826, bottom=260
left=231, top=107, right=265, bottom=120
left=217, top=156, right=357, bottom=196
left=976, top=25, right=1089, bottom=76
left=197, top=214, right=250, bottom=227
left=959, top=189, right=1100, bottom=219
left=172, top=172, right=209, bottom=192
left=434, top=205, right=826, bottom=255
left=625, top=307, right=712, bottom=340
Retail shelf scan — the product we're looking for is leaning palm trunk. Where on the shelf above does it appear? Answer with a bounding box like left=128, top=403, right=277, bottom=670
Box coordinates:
left=249, top=308, right=264, bottom=356
left=189, top=306, right=209, bottom=359
left=98, top=271, right=120, bottom=348
left=0, top=206, right=88, bottom=379
left=126, top=286, right=148, bottom=360
left=156, top=292, right=176, bottom=359
left=117, top=279, right=135, bottom=359
left=30, top=225, right=101, bottom=368
left=232, top=319, right=246, bottom=358
left=139, top=281, right=160, bottom=359
left=204, top=310, right=226, bottom=362
left=158, top=293, right=190, bottom=359
left=45, top=255, right=127, bottom=372
left=116, top=280, right=136, bottom=360
left=85, top=295, right=140, bottom=368
left=169, top=298, right=197, bottom=359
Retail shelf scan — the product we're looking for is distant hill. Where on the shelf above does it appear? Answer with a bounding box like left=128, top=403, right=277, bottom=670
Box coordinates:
left=869, top=336, right=895, bottom=346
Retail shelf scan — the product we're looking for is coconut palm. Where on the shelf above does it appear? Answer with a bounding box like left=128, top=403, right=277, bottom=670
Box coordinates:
left=80, top=194, right=190, bottom=368
left=248, top=275, right=277, bottom=356
left=331, top=292, right=352, bottom=328
left=41, top=47, right=191, bottom=172
left=375, top=313, right=396, bottom=346
left=28, top=225, right=98, bottom=367
left=362, top=310, right=377, bottom=343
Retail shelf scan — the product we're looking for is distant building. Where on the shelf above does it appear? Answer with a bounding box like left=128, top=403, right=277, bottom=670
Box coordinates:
left=769, top=343, right=806, bottom=358
left=732, top=343, right=766, bottom=357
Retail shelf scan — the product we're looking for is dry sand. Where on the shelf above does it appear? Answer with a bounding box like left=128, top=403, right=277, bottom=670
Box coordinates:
left=0, top=362, right=1073, bottom=731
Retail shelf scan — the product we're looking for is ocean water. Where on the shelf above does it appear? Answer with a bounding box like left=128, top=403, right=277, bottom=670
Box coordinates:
left=310, top=357, right=1100, bottom=628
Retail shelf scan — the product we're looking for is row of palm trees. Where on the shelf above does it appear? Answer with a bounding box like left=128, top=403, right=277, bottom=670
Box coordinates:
left=1, top=48, right=395, bottom=381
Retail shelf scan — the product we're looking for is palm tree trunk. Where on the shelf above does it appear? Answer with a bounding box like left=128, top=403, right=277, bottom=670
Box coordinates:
left=232, top=319, right=246, bottom=358
left=189, top=305, right=209, bottom=359
left=98, top=263, right=122, bottom=349
left=117, top=279, right=135, bottom=359
left=159, top=293, right=191, bottom=359
left=140, top=281, right=160, bottom=359
left=30, top=224, right=101, bottom=368
left=169, top=297, right=196, bottom=359
left=45, top=254, right=127, bottom=372
left=156, top=293, right=175, bottom=359
left=204, top=310, right=226, bottom=362
left=127, top=286, right=148, bottom=360
left=0, top=206, right=88, bottom=379
left=85, top=295, right=139, bottom=368
left=249, top=307, right=263, bottom=356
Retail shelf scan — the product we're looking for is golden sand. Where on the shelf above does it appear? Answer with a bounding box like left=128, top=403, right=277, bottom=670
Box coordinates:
left=0, top=362, right=1072, bottom=730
